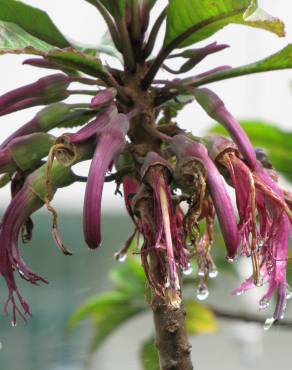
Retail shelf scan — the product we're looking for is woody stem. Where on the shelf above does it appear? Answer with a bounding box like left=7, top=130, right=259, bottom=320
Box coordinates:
left=152, top=295, right=194, bottom=370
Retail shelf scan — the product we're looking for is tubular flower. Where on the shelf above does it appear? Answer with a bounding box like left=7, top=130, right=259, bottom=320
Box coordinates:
left=165, top=42, right=229, bottom=74
left=206, top=135, right=291, bottom=324
left=194, top=88, right=257, bottom=169
left=171, top=134, right=240, bottom=260
left=0, top=74, right=72, bottom=116
left=83, top=114, right=129, bottom=249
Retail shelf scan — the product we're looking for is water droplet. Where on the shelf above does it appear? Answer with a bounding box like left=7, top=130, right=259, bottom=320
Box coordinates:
left=182, top=264, right=193, bottom=276
left=226, top=256, right=235, bottom=263
left=0, top=342, right=2, bottom=350
left=259, top=299, right=269, bottom=311
left=208, top=267, right=218, bottom=279
left=255, top=276, right=264, bottom=287
left=235, top=290, right=244, bottom=296
left=197, top=269, right=205, bottom=277
left=286, top=285, right=292, bottom=300
left=196, top=285, right=209, bottom=301
left=263, top=317, right=275, bottom=331
left=258, top=239, right=265, bottom=249
left=11, top=321, right=17, bottom=328
left=114, top=252, right=127, bottom=263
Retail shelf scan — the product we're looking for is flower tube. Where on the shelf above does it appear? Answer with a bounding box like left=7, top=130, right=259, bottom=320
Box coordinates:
left=83, top=114, right=129, bottom=249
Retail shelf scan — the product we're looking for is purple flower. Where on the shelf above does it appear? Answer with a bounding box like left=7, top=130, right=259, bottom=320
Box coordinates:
left=68, top=105, right=118, bottom=144
left=0, top=74, right=71, bottom=116
left=194, top=88, right=257, bottom=169
left=171, top=134, right=240, bottom=260
left=0, top=184, right=48, bottom=324
left=83, top=114, right=129, bottom=249
left=166, top=42, right=229, bottom=74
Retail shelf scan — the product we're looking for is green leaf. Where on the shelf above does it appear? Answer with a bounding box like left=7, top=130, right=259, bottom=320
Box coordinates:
left=141, top=337, right=160, bottom=370
left=0, top=0, right=69, bottom=48
left=46, top=48, right=108, bottom=78
left=0, top=21, right=52, bottom=54
left=165, top=0, right=285, bottom=48
left=99, top=0, right=127, bottom=16
left=110, top=257, right=146, bottom=295
left=67, top=291, right=131, bottom=329
left=89, top=304, right=142, bottom=352
left=185, top=300, right=217, bottom=334
left=192, top=44, right=292, bottom=86
left=210, top=121, right=292, bottom=182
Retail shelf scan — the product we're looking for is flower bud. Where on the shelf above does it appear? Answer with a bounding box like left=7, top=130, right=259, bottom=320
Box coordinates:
left=0, top=74, right=71, bottom=116
left=90, top=88, right=117, bottom=108
left=0, top=133, right=55, bottom=174
left=0, top=102, right=95, bottom=149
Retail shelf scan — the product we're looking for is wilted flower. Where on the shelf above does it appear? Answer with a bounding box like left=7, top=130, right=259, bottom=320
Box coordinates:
left=170, top=134, right=240, bottom=260
left=206, top=134, right=291, bottom=323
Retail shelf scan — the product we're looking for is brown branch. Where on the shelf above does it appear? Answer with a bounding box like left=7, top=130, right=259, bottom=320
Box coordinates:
left=152, top=297, right=194, bottom=370
left=211, top=306, right=292, bottom=329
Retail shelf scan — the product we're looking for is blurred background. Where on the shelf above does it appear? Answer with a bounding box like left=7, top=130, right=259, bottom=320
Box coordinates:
left=0, top=1, right=292, bottom=369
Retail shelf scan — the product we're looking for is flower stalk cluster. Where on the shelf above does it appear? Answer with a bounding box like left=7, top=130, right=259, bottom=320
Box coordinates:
left=0, top=2, right=290, bottom=339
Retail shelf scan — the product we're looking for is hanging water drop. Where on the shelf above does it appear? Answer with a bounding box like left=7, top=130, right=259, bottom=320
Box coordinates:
left=263, top=317, right=275, bottom=331
left=196, top=285, right=209, bottom=301
left=235, top=290, right=243, bottom=296
left=182, top=263, right=193, bottom=276
left=197, top=268, right=205, bottom=277
left=114, top=252, right=127, bottom=263
left=208, top=267, right=218, bottom=279
left=255, top=275, right=264, bottom=287
left=226, top=256, right=235, bottom=263
left=11, top=321, right=17, bottom=328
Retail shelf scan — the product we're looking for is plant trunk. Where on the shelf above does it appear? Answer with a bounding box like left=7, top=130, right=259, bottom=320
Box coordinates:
left=152, top=296, right=194, bottom=370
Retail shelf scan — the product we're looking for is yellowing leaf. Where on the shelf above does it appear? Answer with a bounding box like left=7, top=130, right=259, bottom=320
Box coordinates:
left=185, top=300, right=217, bottom=334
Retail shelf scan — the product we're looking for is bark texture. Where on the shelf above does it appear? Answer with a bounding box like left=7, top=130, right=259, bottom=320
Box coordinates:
left=152, top=297, right=194, bottom=370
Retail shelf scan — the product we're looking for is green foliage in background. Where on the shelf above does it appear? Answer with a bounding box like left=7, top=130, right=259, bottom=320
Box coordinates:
left=68, top=258, right=217, bottom=368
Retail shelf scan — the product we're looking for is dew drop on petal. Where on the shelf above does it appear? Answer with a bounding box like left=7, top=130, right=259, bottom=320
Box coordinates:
left=11, top=321, right=17, bottom=328
left=263, top=317, right=275, bottom=331
left=235, top=290, right=244, bottom=296
left=226, top=256, right=235, bottom=263
left=196, top=285, right=209, bottom=301
left=182, top=264, right=193, bottom=276
left=208, top=267, right=218, bottom=279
